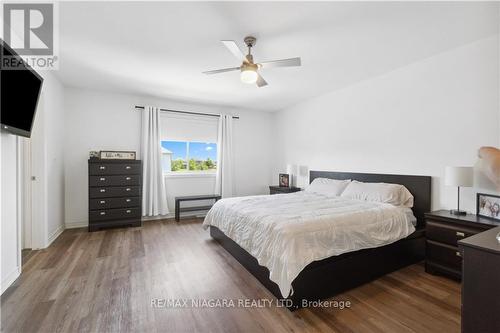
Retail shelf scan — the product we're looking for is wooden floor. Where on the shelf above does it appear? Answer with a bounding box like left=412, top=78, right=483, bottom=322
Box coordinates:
left=1, top=219, right=461, bottom=333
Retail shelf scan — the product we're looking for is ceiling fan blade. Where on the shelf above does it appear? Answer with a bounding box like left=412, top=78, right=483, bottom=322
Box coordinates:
left=221, top=40, right=247, bottom=62
left=203, top=67, right=240, bottom=75
left=256, top=74, right=268, bottom=87
left=258, top=57, right=301, bottom=69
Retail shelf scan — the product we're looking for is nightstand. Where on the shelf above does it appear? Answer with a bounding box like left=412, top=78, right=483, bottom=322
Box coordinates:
left=269, top=186, right=301, bottom=195
left=424, top=210, right=500, bottom=280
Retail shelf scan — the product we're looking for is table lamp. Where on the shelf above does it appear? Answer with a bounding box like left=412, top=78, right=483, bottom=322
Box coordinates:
left=286, top=164, right=298, bottom=187
left=445, top=166, right=473, bottom=215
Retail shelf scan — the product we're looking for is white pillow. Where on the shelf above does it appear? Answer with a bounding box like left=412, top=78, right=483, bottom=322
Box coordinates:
left=340, top=181, right=414, bottom=207
left=305, top=178, right=351, bottom=197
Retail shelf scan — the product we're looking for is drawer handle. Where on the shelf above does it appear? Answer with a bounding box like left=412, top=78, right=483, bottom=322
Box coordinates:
left=100, top=212, right=106, bottom=216
left=100, top=200, right=106, bottom=204
left=100, top=177, right=106, bottom=181
left=99, top=166, right=106, bottom=170
left=456, top=231, right=465, bottom=237
left=125, top=166, right=131, bottom=170
left=126, top=210, right=131, bottom=214
left=126, top=177, right=131, bottom=180
left=126, top=188, right=131, bottom=191
left=126, top=199, right=131, bottom=202
left=100, top=189, right=106, bottom=193
left=456, top=251, right=462, bottom=257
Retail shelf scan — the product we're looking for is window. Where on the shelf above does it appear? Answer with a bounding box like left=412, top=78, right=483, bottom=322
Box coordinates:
left=160, top=113, right=219, bottom=174
left=161, top=140, right=217, bottom=173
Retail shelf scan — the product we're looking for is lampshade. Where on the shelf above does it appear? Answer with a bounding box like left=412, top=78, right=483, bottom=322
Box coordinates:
left=445, top=166, right=473, bottom=187
left=297, top=165, right=309, bottom=188
left=286, top=164, right=298, bottom=175
left=298, top=165, right=309, bottom=177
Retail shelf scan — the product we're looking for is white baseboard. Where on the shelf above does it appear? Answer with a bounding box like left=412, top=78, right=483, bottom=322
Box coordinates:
left=1, top=267, right=21, bottom=295
left=47, top=224, right=65, bottom=246
left=65, top=221, right=88, bottom=229
left=142, top=212, right=206, bottom=221
left=142, top=213, right=173, bottom=221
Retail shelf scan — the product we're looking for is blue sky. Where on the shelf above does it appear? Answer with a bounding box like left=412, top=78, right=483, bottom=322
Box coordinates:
left=162, top=141, right=217, bottom=160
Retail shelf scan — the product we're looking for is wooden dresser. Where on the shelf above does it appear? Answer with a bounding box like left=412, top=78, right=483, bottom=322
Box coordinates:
left=88, top=159, right=142, bottom=231
left=459, top=226, right=500, bottom=333
left=425, top=210, right=500, bottom=280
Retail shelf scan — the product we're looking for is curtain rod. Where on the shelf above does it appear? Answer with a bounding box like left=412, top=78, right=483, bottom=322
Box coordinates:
left=134, top=106, right=240, bottom=119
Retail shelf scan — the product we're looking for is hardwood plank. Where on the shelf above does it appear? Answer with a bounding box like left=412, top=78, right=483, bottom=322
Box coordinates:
left=0, top=219, right=461, bottom=332
left=19, top=300, right=55, bottom=333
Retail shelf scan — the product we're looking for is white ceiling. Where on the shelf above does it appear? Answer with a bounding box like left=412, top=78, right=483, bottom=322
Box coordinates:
left=57, top=1, right=499, bottom=112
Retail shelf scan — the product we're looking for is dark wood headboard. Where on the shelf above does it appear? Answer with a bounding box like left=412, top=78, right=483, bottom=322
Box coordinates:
left=310, top=171, right=431, bottom=228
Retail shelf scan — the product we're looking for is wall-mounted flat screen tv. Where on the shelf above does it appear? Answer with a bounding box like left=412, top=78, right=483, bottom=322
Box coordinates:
left=0, top=38, right=44, bottom=138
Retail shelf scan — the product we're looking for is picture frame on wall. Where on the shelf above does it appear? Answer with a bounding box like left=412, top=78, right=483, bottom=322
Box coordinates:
left=477, top=193, right=500, bottom=221
left=99, top=151, right=136, bottom=160
left=279, top=173, right=290, bottom=187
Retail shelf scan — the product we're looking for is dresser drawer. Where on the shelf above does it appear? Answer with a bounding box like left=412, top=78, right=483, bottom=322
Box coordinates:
left=89, top=163, right=141, bottom=175
left=426, top=220, right=478, bottom=246
left=89, top=175, right=140, bottom=187
left=89, top=186, right=140, bottom=198
left=89, top=197, right=140, bottom=210
left=89, top=207, right=141, bottom=222
left=426, top=240, right=462, bottom=271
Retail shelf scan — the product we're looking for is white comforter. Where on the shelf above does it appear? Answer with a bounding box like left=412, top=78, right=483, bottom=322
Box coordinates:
left=203, top=192, right=416, bottom=298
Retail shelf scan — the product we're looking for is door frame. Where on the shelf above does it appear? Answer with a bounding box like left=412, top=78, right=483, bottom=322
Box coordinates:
left=21, top=138, right=32, bottom=250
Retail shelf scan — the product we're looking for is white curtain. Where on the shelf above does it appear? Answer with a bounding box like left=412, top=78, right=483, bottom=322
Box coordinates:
left=215, top=114, right=235, bottom=198
left=141, top=106, right=169, bottom=216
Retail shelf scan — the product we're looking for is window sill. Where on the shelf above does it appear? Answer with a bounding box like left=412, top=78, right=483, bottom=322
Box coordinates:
left=164, top=173, right=216, bottom=179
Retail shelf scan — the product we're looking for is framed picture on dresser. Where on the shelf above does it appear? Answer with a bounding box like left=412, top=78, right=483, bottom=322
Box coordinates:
left=279, top=173, right=290, bottom=187
left=99, top=150, right=136, bottom=160
left=477, top=193, right=500, bottom=221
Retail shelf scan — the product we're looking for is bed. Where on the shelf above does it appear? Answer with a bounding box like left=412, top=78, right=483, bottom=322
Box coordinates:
left=205, top=171, right=431, bottom=309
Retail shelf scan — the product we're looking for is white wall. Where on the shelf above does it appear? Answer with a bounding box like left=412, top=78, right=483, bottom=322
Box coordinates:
left=1, top=18, right=23, bottom=294
left=273, top=35, right=500, bottom=213
left=0, top=69, right=65, bottom=294
left=42, top=73, right=66, bottom=243
left=63, top=88, right=273, bottom=227
left=1, top=133, right=21, bottom=293
left=29, top=71, right=66, bottom=248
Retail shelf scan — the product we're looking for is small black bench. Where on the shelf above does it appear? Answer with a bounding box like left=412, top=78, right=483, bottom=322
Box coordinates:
left=174, top=194, right=221, bottom=221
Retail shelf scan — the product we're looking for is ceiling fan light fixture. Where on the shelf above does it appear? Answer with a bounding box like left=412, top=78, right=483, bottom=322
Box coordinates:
left=203, top=37, right=301, bottom=87
left=240, top=69, right=257, bottom=84
left=240, top=63, right=258, bottom=84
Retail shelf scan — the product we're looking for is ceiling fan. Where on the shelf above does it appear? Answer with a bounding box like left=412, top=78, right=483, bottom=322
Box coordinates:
left=203, top=36, right=301, bottom=87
